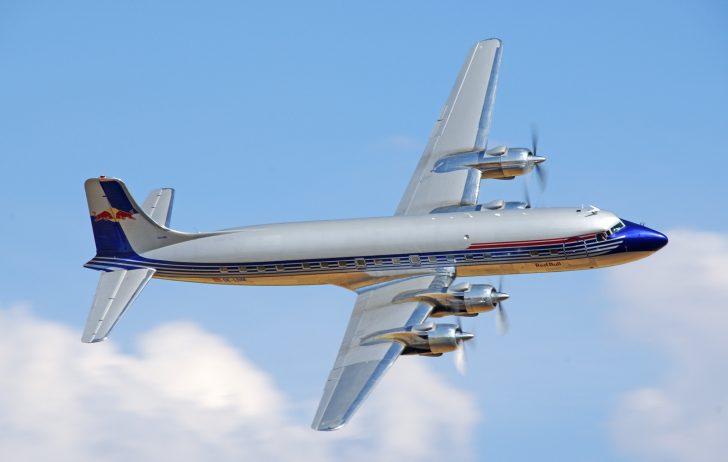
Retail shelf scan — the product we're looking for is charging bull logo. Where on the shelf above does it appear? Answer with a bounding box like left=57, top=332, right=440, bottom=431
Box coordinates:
left=92, top=207, right=137, bottom=222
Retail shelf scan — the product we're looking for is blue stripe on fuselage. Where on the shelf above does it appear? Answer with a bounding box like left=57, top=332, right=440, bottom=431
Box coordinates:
left=85, top=236, right=627, bottom=277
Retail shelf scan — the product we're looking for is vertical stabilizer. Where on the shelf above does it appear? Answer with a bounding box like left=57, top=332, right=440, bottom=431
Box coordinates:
left=85, top=177, right=190, bottom=257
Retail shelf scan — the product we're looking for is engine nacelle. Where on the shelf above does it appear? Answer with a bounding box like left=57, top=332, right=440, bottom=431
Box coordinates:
left=431, top=199, right=529, bottom=214
left=431, top=283, right=508, bottom=317
left=393, top=282, right=509, bottom=318
left=361, top=323, right=474, bottom=356
left=462, top=284, right=502, bottom=313
left=423, top=323, right=466, bottom=354
left=486, top=200, right=530, bottom=210
left=432, top=146, right=545, bottom=180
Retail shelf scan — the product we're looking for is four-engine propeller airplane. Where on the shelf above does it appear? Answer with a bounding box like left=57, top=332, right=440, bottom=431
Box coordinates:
left=81, top=39, right=667, bottom=431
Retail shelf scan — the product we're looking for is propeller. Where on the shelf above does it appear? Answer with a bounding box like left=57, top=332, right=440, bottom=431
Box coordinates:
left=496, top=276, right=509, bottom=335
left=454, top=317, right=475, bottom=375
left=530, top=125, right=547, bottom=192
left=522, top=125, right=547, bottom=208
left=454, top=338, right=467, bottom=375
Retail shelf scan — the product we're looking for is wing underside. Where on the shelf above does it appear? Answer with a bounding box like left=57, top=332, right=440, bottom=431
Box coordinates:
left=312, top=271, right=454, bottom=430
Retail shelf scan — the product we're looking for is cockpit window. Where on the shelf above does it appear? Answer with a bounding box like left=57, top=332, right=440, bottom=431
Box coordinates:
left=610, top=221, right=625, bottom=235
left=604, top=220, right=625, bottom=238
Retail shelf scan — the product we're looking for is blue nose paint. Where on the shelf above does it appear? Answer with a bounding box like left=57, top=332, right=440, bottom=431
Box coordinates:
left=619, top=220, right=668, bottom=252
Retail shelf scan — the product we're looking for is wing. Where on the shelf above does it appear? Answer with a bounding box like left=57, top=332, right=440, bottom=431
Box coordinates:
left=81, top=268, right=155, bottom=343
left=396, top=39, right=502, bottom=216
left=141, top=188, right=175, bottom=227
left=312, top=271, right=454, bottom=431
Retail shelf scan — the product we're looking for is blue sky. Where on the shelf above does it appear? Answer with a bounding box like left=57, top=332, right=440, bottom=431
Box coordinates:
left=1, top=1, right=727, bottom=461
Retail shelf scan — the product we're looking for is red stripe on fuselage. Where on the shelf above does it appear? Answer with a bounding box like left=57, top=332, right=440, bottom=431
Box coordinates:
left=468, top=234, right=597, bottom=250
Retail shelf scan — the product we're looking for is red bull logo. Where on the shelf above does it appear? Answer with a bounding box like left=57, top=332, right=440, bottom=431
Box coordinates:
left=92, top=207, right=137, bottom=222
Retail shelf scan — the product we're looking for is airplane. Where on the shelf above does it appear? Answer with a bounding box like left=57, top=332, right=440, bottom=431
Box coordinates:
left=81, top=38, right=667, bottom=431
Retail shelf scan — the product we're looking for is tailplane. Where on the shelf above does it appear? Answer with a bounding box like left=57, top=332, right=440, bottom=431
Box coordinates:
left=82, top=177, right=194, bottom=343
left=82, top=268, right=155, bottom=343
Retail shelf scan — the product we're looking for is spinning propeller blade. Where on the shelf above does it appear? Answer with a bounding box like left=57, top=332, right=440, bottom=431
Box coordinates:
left=454, top=317, right=475, bottom=375
left=531, top=125, right=547, bottom=192
left=496, top=276, right=509, bottom=335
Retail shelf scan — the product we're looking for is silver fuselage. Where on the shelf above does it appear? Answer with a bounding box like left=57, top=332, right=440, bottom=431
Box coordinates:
left=88, top=207, right=652, bottom=290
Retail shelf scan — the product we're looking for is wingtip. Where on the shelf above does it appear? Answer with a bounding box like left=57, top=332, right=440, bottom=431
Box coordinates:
left=478, top=37, right=502, bottom=46
left=311, top=421, right=346, bottom=432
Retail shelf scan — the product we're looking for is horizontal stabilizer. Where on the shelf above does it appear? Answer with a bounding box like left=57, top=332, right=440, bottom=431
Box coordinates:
left=82, top=268, right=155, bottom=343
left=141, top=188, right=175, bottom=227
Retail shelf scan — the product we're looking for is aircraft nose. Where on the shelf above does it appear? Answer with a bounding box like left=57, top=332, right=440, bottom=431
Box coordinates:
left=621, top=220, right=668, bottom=252
left=638, top=228, right=668, bottom=252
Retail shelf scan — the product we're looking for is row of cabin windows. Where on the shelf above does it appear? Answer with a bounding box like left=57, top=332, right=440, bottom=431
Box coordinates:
left=215, top=248, right=569, bottom=274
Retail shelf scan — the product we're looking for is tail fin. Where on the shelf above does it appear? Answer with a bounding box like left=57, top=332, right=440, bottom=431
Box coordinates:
left=82, top=177, right=194, bottom=343
left=84, top=177, right=190, bottom=257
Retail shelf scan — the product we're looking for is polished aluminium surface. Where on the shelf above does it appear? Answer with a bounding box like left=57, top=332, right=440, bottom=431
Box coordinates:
left=392, top=282, right=509, bottom=317
left=82, top=267, right=155, bottom=343
left=81, top=38, right=667, bottom=432
left=310, top=272, right=454, bottom=431
left=433, top=147, right=546, bottom=180
left=140, top=187, right=175, bottom=227
left=361, top=322, right=475, bottom=355
left=395, top=39, right=502, bottom=216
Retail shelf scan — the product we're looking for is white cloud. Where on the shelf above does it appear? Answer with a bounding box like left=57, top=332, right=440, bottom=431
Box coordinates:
left=0, top=305, right=478, bottom=462
left=607, top=229, right=728, bottom=462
